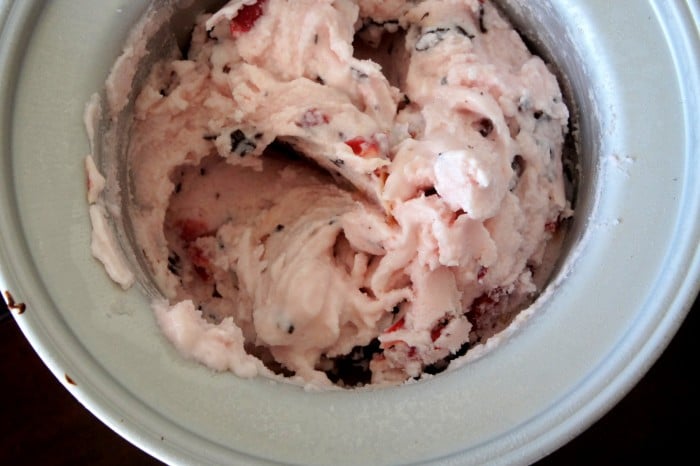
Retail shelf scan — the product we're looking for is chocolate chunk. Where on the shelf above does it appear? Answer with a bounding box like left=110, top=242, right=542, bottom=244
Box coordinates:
left=423, top=341, right=470, bottom=375
left=230, top=129, right=257, bottom=157
left=415, top=27, right=450, bottom=52
left=168, top=252, right=181, bottom=266
left=474, top=118, right=494, bottom=137
left=478, top=4, right=488, bottom=33
left=351, top=67, right=369, bottom=80
left=455, top=25, right=475, bottom=39
left=397, top=94, right=411, bottom=112
left=511, top=155, right=525, bottom=178
left=323, top=338, right=381, bottom=387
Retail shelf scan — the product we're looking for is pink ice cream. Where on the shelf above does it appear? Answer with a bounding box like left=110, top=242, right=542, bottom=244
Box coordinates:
left=90, top=0, right=571, bottom=388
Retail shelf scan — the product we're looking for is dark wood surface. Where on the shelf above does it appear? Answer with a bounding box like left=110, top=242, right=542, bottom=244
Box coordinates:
left=1, top=295, right=696, bottom=465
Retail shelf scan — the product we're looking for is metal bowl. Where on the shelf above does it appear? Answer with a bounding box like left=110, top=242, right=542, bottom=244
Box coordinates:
left=1, top=1, right=698, bottom=464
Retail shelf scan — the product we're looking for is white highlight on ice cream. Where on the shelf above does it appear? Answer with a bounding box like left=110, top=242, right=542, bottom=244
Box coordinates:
left=434, top=149, right=510, bottom=220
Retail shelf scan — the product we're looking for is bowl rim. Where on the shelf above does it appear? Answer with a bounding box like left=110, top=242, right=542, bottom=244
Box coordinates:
left=2, top=1, right=699, bottom=464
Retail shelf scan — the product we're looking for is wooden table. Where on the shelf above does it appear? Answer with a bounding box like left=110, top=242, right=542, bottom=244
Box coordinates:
left=1, top=296, right=696, bottom=465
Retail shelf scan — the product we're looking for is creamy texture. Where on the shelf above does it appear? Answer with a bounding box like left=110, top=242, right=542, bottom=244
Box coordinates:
left=100, top=0, right=570, bottom=387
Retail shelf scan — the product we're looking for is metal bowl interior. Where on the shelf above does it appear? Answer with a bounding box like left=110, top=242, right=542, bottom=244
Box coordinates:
left=1, top=1, right=698, bottom=464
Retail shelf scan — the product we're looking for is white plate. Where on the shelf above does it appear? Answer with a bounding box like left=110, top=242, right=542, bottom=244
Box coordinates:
left=1, top=1, right=699, bottom=464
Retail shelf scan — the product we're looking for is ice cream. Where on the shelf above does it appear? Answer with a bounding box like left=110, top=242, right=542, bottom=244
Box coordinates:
left=88, top=0, right=571, bottom=388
